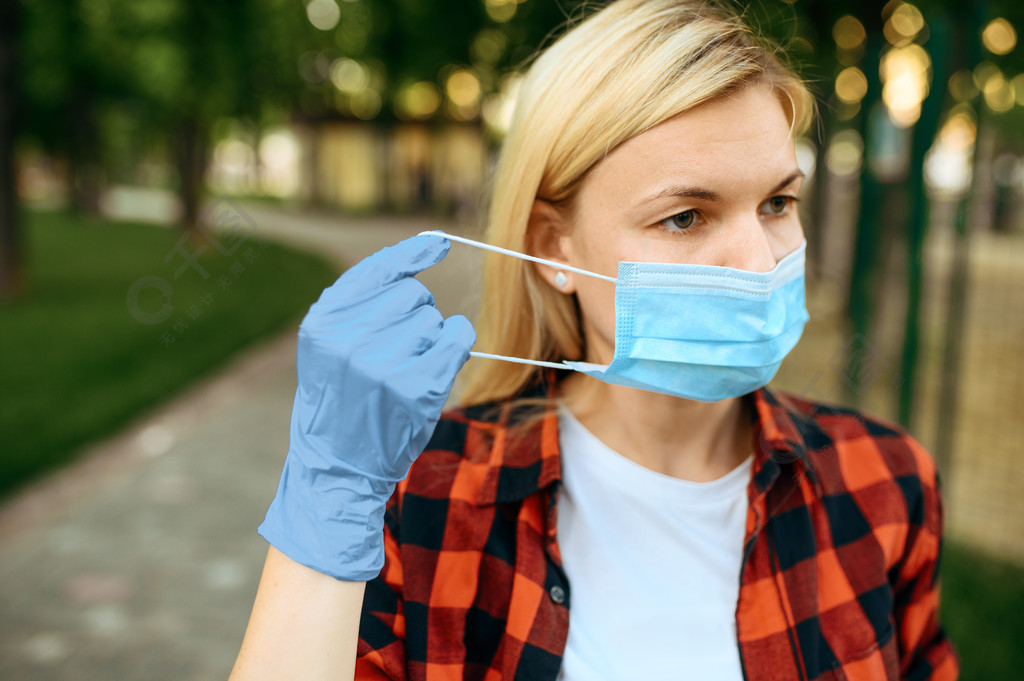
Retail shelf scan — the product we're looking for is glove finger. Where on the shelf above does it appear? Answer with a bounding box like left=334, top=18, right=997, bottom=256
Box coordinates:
left=328, top=234, right=450, bottom=300
left=417, top=314, right=476, bottom=386
left=354, top=312, right=470, bottom=408
left=441, top=314, right=477, bottom=357
left=307, top=276, right=436, bottom=332
left=356, top=302, right=446, bottom=361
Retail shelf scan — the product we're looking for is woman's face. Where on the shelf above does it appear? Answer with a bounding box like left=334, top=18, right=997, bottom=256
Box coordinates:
left=552, top=83, right=806, bottom=365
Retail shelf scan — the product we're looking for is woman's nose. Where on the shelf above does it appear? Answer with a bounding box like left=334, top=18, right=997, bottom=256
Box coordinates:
left=717, top=220, right=777, bottom=273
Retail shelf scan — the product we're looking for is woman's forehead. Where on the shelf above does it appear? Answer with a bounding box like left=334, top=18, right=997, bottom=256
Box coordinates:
left=577, top=85, right=799, bottom=205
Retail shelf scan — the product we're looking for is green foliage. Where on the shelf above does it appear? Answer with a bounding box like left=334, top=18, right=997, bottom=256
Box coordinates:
left=16, top=0, right=1024, bottom=147
left=17, top=0, right=318, bottom=173
left=941, top=541, right=1024, bottom=680
left=0, top=209, right=338, bottom=499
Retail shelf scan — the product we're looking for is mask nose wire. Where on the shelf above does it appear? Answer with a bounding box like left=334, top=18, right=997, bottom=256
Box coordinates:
left=418, top=229, right=616, bottom=370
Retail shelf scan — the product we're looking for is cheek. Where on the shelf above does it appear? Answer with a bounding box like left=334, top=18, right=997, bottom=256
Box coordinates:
left=565, top=235, right=620, bottom=356
left=562, top=217, right=632, bottom=358
left=773, top=219, right=805, bottom=259
left=573, top=280, right=618, bottom=359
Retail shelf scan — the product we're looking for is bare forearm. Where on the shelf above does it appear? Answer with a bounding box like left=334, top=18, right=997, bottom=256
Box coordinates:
left=230, top=546, right=367, bottom=681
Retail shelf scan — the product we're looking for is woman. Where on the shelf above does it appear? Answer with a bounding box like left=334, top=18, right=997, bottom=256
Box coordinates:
left=231, top=1, right=958, bottom=679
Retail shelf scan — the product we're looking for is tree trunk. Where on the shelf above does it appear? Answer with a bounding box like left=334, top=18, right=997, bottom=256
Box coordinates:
left=176, top=118, right=208, bottom=232
left=808, top=112, right=831, bottom=268
left=845, top=25, right=885, bottom=406
left=66, top=85, right=103, bottom=216
left=251, top=122, right=263, bottom=193
left=804, top=0, right=837, bottom=270
left=304, top=120, right=323, bottom=207
left=0, top=0, right=22, bottom=300
left=897, top=13, right=953, bottom=429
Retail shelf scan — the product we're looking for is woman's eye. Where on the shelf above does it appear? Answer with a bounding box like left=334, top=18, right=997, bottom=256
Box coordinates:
left=660, top=210, right=698, bottom=231
left=763, top=196, right=793, bottom=216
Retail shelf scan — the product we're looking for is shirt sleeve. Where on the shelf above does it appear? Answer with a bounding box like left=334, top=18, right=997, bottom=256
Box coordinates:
left=355, top=497, right=407, bottom=680
left=891, top=438, right=959, bottom=681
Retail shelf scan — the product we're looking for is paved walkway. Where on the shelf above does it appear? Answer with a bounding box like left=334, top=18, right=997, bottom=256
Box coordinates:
left=0, top=205, right=481, bottom=680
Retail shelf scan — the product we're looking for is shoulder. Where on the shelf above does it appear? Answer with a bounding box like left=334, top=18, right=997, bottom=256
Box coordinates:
left=773, top=389, right=939, bottom=491
left=764, top=390, right=942, bottom=541
left=766, top=390, right=944, bottom=569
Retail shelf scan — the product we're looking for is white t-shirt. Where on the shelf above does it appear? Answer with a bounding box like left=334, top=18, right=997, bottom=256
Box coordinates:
left=555, top=405, right=751, bottom=681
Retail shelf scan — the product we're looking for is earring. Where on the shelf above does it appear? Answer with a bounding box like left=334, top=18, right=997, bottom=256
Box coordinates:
left=554, top=272, right=568, bottom=289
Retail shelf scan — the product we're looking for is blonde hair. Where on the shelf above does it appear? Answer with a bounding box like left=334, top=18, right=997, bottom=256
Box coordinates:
left=458, top=0, right=815, bottom=406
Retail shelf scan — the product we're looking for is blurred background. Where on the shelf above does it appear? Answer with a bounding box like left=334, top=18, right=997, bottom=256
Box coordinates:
left=0, top=0, right=1022, bottom=679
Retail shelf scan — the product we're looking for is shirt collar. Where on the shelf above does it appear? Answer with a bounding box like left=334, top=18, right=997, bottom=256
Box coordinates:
left=749, top=386, right=822, bottom=495
left=462, top=376, right=822, bottom=506
left=460, top=377, right=562, bottom=506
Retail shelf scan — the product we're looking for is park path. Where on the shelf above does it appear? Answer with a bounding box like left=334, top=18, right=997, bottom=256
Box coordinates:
left=0, top=204, right=482, bottom=680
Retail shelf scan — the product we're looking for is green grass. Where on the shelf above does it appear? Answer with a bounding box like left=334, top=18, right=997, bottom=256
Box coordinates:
left=0, top=209, right=338, bottom=498
left=940, top=541, right=1024, bottom=680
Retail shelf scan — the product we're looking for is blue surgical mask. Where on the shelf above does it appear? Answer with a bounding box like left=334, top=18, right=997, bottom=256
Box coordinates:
left=421, top=231, right=808, bottom=402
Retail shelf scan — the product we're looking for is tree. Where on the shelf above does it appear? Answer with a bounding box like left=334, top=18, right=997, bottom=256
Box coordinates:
left=0, top=0, right=20, bottom=300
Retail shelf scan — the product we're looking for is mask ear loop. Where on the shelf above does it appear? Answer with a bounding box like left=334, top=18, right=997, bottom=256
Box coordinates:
left=419, top=230, right=617, bottom=283
left=418, top=230, right=616, bottom=369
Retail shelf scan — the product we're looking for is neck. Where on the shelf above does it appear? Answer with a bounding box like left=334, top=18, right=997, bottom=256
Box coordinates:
left=559, top=373, right=754, bottom=482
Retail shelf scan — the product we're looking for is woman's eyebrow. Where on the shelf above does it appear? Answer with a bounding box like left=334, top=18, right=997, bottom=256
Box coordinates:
left=640, top=169, right=806, bottom=206
left=769, top=170, right=806, bottom=195
left=643, top=184, right=722, bottom=204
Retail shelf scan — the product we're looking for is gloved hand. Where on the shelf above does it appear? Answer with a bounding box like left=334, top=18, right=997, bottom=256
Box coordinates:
left=258, top=234, right=475, bottom=581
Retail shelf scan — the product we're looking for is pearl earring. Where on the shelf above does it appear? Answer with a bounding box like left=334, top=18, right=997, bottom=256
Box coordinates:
left=554, top=272, right=568, bottom=289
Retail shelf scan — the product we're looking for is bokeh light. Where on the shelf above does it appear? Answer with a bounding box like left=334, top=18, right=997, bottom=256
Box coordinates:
left=1014, top=74, right=1024, bottom=107
left=446, top=70, right=481, bottom=108
left=395, top=81, right=441, bottom=120
left=212, top=138, right=256, bottom=193
left=306, top=0, right=341, bottom=31
left=330, top=58, right=370, bottom=95
left=884, top=2, right=925, bottom=47
left=483, top=0, right=517, bottom=23
left=925, top=106, right=977, bottom=196
left=327, top=57, right=381, bottom=120
left=833, top=15, right=866, bottom=51
left=259, top=130, right=301, bottom=198
left=982, top=71, right=1016, bottom=113
left=445, top=68, right=482, bottom=121
left=881, top=43, right=931, bottom=127
left=982, top=18, right=1018, bottom=56
left=940, top=107, right=978, bottom=150
left=471, top=29, right=507, bottom=64
left=481, top=73, right=522, bottom=137
left=348, top=90, right=381, bottom=120
left=836, top=101, right=862, bottom=122
left=948, top=70, right=979, bottom=102
left=836, top=67, right=869, bottom=104
left=827, top=129, right=864, bottom=176
left=974, top=61, right=1001, bottom=89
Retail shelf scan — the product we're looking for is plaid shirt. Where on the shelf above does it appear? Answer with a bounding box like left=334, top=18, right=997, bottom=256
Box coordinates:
left=356, top=381, right=958, bottom=681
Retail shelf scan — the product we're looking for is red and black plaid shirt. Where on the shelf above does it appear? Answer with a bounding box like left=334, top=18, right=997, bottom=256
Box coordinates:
left=356, top=381, right=958, bottom=680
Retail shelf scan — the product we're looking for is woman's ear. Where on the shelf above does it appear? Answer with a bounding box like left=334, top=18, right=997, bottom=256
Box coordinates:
left=525, top=199, right=576, bottom=294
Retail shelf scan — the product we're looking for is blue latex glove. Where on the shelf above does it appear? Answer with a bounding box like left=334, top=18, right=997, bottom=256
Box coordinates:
left=258, top=234, right=475, bottom=581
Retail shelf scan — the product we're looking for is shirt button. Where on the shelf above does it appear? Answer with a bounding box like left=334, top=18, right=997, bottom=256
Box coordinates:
left=549, top=585, right=566, bottom=605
